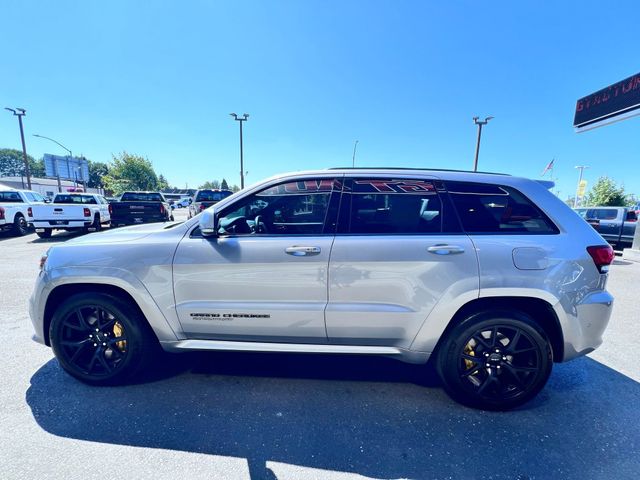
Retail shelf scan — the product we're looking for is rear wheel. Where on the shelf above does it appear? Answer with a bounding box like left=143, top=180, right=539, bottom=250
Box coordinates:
left=12, top=214, right=28, bottom=236
left=437, top=312, right=552, bottom=410
left=49, top=293, right=159, bottom=385
left=36, top=229, right=52, bottom=238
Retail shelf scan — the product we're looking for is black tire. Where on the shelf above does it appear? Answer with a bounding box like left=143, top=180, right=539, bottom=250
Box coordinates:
left=170, top=215, right=174, bottom=221
left=36, top=229, right=52, bottom=239
left=437, top=311, right=552, bottom=410
left=92, top=214, right=102, bottom=232
left=12, top=214, right=29, bottom=236
left=49, top=292, right=159, bottom=386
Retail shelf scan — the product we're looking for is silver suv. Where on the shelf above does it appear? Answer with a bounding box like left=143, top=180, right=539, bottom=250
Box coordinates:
left=30, top=168, right=614, bottom=410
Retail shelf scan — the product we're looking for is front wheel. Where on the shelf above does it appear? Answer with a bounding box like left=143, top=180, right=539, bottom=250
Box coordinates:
left=437, top=312, right=552, bottom=410
left=49, top=293, right=159, bottom=385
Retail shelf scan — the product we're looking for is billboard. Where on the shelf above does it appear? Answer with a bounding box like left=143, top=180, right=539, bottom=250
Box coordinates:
left=574, top=71, right=640, bottom=132
left=43, top=154, right=89, bottom=182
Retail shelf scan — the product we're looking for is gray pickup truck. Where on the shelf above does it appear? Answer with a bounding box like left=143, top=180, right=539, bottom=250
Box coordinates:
left=574, top=206, right=637, bottom=249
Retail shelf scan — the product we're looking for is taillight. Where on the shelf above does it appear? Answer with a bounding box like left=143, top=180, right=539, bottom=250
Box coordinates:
left=160, top=205, right=165, bottom=214
left=200, top=204, right=206, bottom=211
left=587, top=245, right=614, bottom=273
left=108, top=204, right=113, bottom=215
left=0, top=207, right=5, bottom=220
left=28, top=207, right=33, bottom=217
left=83, top=207, right=91, bottom=217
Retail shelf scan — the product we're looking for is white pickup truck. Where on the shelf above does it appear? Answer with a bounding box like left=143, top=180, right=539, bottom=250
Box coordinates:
left=0, top=188, right=47, bottom=236
left=31, top=192, right=111, bottom=238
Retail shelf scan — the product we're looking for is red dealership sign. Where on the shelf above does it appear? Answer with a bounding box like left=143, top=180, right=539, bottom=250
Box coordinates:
left=574, top=72, right=640, bottom=131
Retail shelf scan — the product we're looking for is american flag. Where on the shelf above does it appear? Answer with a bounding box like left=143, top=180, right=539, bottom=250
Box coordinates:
left=541, top=159, right=555, bottom=176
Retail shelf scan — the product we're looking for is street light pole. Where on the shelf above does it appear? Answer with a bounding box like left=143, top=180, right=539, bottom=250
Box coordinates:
left=33, top=134, right=73, bottom=193
left=472, top=116, right=494, bottom=172
left=5, top=107, right=32, bottom=189
left=574, top=165, right=589, bottom=208
left=230, top=113, right=249, bottom=189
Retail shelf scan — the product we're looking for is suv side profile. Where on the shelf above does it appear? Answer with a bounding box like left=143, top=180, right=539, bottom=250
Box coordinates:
left=30, top=169, right=614, bottom=410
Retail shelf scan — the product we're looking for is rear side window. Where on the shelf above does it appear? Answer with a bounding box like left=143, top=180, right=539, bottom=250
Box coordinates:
left=0, top=191, right=23, bottom=202
left=447, top=182, right=558, bottom=234
left=340, top=178, right=457, bottom=234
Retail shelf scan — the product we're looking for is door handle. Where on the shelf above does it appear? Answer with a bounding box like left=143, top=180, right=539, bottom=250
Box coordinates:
left=285, top=246, right=321, bottom=256
left=427, top=244, right=465, bottom=255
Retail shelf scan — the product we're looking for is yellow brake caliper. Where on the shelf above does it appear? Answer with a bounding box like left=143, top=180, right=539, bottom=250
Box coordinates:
left=113, top=322, right=127, bottom=352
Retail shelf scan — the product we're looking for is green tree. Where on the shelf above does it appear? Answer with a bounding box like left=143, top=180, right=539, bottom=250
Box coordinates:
left=198, top=180, right=220, bottom=190
left=102, top=152, right=160, bottom=195
left=221, top=178, right=229, bottom=190
left=158, top=174, right=170, bottom=190
left=583, top=176, right=627, bottom=207
left=87, top=161, right=109, bottom=188
left=0, top=148, right=42, bottom=177
left=231, top=184, right=240, bottom=193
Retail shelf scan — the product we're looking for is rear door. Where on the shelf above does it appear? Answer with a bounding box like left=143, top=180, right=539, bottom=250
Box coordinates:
left=173, top=176, right=342, bottom=342
left=326, top=176, right=479, bottom=349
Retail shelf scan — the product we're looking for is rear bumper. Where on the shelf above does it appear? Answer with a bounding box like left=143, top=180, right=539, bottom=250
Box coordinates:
left=560, top=290, right=614, bottom=361
left=33, top=220, right=91, bottom=229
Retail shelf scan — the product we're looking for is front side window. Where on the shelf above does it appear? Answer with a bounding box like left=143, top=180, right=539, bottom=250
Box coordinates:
left=217, top=178, right=340, bottom=236
left=340, top=178, right=448, bottom=234
left=447, top=181, right=558, bottom=234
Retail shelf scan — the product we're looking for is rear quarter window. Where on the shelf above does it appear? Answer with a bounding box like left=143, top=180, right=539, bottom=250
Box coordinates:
left=447, top=181, right=559, bottom=234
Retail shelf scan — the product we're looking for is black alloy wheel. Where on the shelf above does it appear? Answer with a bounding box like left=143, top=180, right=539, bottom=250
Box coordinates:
left=438, top=313, right=552, bottom=410
left=50, top=293, right=158, bottom=385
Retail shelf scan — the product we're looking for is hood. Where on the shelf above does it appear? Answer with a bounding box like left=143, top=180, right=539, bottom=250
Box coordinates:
left=63, top=222, right=181, bottom=245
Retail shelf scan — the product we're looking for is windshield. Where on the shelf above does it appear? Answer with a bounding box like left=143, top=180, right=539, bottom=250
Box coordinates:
left=121, top=192, right=165, bottom=202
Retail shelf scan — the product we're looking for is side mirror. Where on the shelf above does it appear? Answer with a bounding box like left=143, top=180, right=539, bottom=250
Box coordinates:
left=199, top=209, right=218, bottom=237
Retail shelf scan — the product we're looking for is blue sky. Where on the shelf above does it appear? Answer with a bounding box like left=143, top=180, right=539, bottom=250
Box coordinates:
left=1, top=1, right=638, bottom=199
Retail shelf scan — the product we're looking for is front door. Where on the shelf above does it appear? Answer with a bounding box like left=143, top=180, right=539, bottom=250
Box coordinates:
left=173, top=176, right=342, bottom=343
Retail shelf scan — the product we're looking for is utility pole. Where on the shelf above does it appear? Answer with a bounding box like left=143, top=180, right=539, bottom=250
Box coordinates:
left=352, top=140, right=359, bottom=167
left=574, top=165, right=589, bottom=208
left=5, top=107, right=32, bottom=189
left=230, top=113, right=249, bottom=189
left=472, top=116, right=494, bottom=172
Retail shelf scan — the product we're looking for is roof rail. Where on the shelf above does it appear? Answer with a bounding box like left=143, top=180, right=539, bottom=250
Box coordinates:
left=328, top=167, right=510, bottom=176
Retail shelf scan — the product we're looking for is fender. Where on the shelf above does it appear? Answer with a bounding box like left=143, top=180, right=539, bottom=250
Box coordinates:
left=40, top=266, right=183, bottom=343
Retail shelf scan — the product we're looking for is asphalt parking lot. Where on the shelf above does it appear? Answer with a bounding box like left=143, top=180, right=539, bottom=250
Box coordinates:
left=0, top=209, right=638, bottom=480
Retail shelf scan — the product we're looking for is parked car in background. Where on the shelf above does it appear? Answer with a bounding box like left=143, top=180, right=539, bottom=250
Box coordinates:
left=574, top=206, right=637, bottom=249
left=188, top=189, right=233, bottom=218
left=175, top=197, right=191, bottom=208
left=31, top=168, right=615, bottom=410
left=31, top=192, right=111, bottom=238
left=110, top=191, right=173, bottom=226
left=0, top=187, right=46, bottom=236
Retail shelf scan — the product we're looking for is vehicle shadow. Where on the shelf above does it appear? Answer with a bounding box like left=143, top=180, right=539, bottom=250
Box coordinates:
left=26, top=354, right=640, bottom=479
left=29, top=231, right=84, bottom=244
